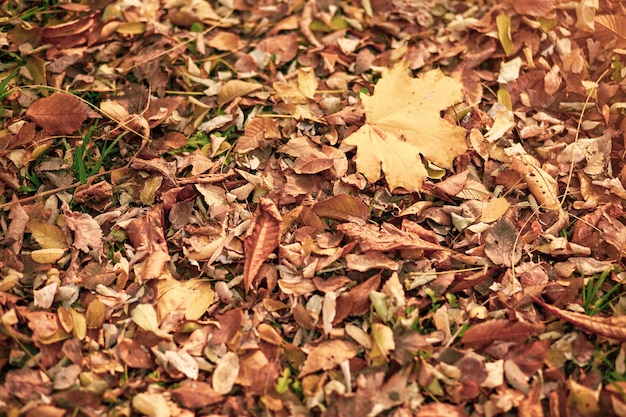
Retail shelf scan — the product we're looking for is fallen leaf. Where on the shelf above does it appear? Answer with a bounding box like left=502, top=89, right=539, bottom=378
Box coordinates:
left=156, top=278, right=214, bottom=321
left=243, top=198, right=283, bottom=292
left=212, top=351, right=240, bottom=394
left=312, top=194, right=370, bottom=223
left=62, top=202, right=103, bottom=253
left=26, top=92, right=99, bottom=135
left=217, top=80, right=262, bottom=106
left=299, top=339, right=357, bottom=377
left=30, top=222, right=68, bottom=249
left=416, top=403, right=469, bottom=417
left=461, top=319, right=545, bottom=349
left=31, top=248, right=66, bottom=264
left=343, top=62, right=466, bottom=191
left=132, top=392, right=171, bottom=417
left=533, top=296, right=626, bottom=341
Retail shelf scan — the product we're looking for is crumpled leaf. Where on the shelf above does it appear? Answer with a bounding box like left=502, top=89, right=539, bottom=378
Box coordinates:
left=343, top=62, right=466, bottom=192
left=533, top=296, right=626, bottom=341
left=62, top=202, right=103, bottom=253
left=243, top=198, right=283, bottom=292
left=26, top=92, right=99, bottom=135
left=126, top=207, right=170, bottom=280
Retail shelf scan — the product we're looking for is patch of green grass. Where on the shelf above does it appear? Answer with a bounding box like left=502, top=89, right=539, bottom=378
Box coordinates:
left=582, top=267, right=621, bottom=316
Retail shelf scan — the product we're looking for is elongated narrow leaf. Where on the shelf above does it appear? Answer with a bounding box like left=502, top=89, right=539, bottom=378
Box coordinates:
left=533, top=296, right=626, bottom=341
left=243, top=198, right=283, bottom=293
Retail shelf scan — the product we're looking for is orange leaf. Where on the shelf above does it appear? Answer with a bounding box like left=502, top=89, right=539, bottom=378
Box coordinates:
left=532, top=296, right=626, bottom=341
left=243, top=198, right=283, bottom=293
left=26, top=92, right=99, bottom=135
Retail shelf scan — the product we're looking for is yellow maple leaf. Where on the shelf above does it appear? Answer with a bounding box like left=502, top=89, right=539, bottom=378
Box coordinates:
left=343, top=63, right=467, bottom=192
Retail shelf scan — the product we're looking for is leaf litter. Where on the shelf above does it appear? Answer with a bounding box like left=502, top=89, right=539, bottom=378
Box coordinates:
left=2, top=0, right=626, bottom=416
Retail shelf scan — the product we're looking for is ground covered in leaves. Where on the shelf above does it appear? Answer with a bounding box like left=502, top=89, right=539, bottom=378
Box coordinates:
left=2, top=0, right=626, bottom=416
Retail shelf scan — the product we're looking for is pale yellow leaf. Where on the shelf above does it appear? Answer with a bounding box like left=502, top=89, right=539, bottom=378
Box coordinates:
left=131, top=303, right=159, bottom=331
left=156, top=278, right=214, bottom=321
left=30, top=222, right=69, bottom=249
left=132, top=392, right=171, bottom=417
left=297, top=67, right=317, bottom=99
left=370, top=323, right=395, bottom=364
left=31, top=248, right=66, bottom=264
left=343, top=125, right=428, bottom=192
left=212, top=351, right=239, bottom=394
left=344, top=63, right=466, bottom=192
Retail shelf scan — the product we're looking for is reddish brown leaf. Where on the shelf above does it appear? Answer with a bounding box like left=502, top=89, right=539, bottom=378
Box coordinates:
left=461, top=319, right=545, bottom=349
left=335, top=272, right=382, bottom=323
left=171, top=380, right=223, bottom=409
left=338, top=221, right=446, bottom=252
left=312, top=194, right=370, bottom=223
left=243, top=197, right=283, bottom=293
left=117, top=339, right=154, bottom=369
left=416, top=403, right=469, bottom=417
left=26, top=92, right=99, bottom=135
left=512, top=0, right=555, bottom=17
left=126, top=207, right=170, bottom=280
left=533, top=296, right=626, bottom=341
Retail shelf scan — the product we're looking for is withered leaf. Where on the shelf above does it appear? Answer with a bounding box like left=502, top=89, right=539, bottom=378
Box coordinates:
left=117, top=339, right=154, bottom=369
left=312, top=194, right=370, bottom=223
left=26, top=92, right=99, bottom=135
left=299, top=339, right=357, bottom=377
left=533, top=296, right=626, bottom=341
left=243, top=197, right=283, bottom=293
left=416, top=403, right=469, bottom=417
left=484, top=218, right=522, bottom=267
left=461, top=319, right=545, bottom=349
left=62, top=202, right=102, bottom=253
left=338, top=221, right=445, bottom=253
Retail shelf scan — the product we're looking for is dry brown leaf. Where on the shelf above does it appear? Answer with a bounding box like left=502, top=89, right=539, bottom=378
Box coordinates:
left=533, top=296, right=626, bottom=341
left=217, top=80, right=262, bottom=106
left=484, top=218, right=522, bottom=267
left=62, top=202, right=103, bottom=253
left=243, top=198, right=283, bottom=293
left=416, top=403, right=469, bottom=417
left=343, top=62, right=466, bottom=192
left=118, top=339, right=154, bottom=369
left=337, top=221, right=446, bottom=253
left=299, top=339, right=357, bottom=377
left=511, top=0, right=555, bottom=17
left=234, top=118, right=280, bottom=153
left=461, top=319, right=545, bottom=349
left=26, top=92, right=99, bottom=135
left=30, top=222, right=68, bottom=249
left=312, top=194, right=370, bottom=223
left=594, top=15, right=626, bottom=49
left=126, top=207, right=170, bottom=280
